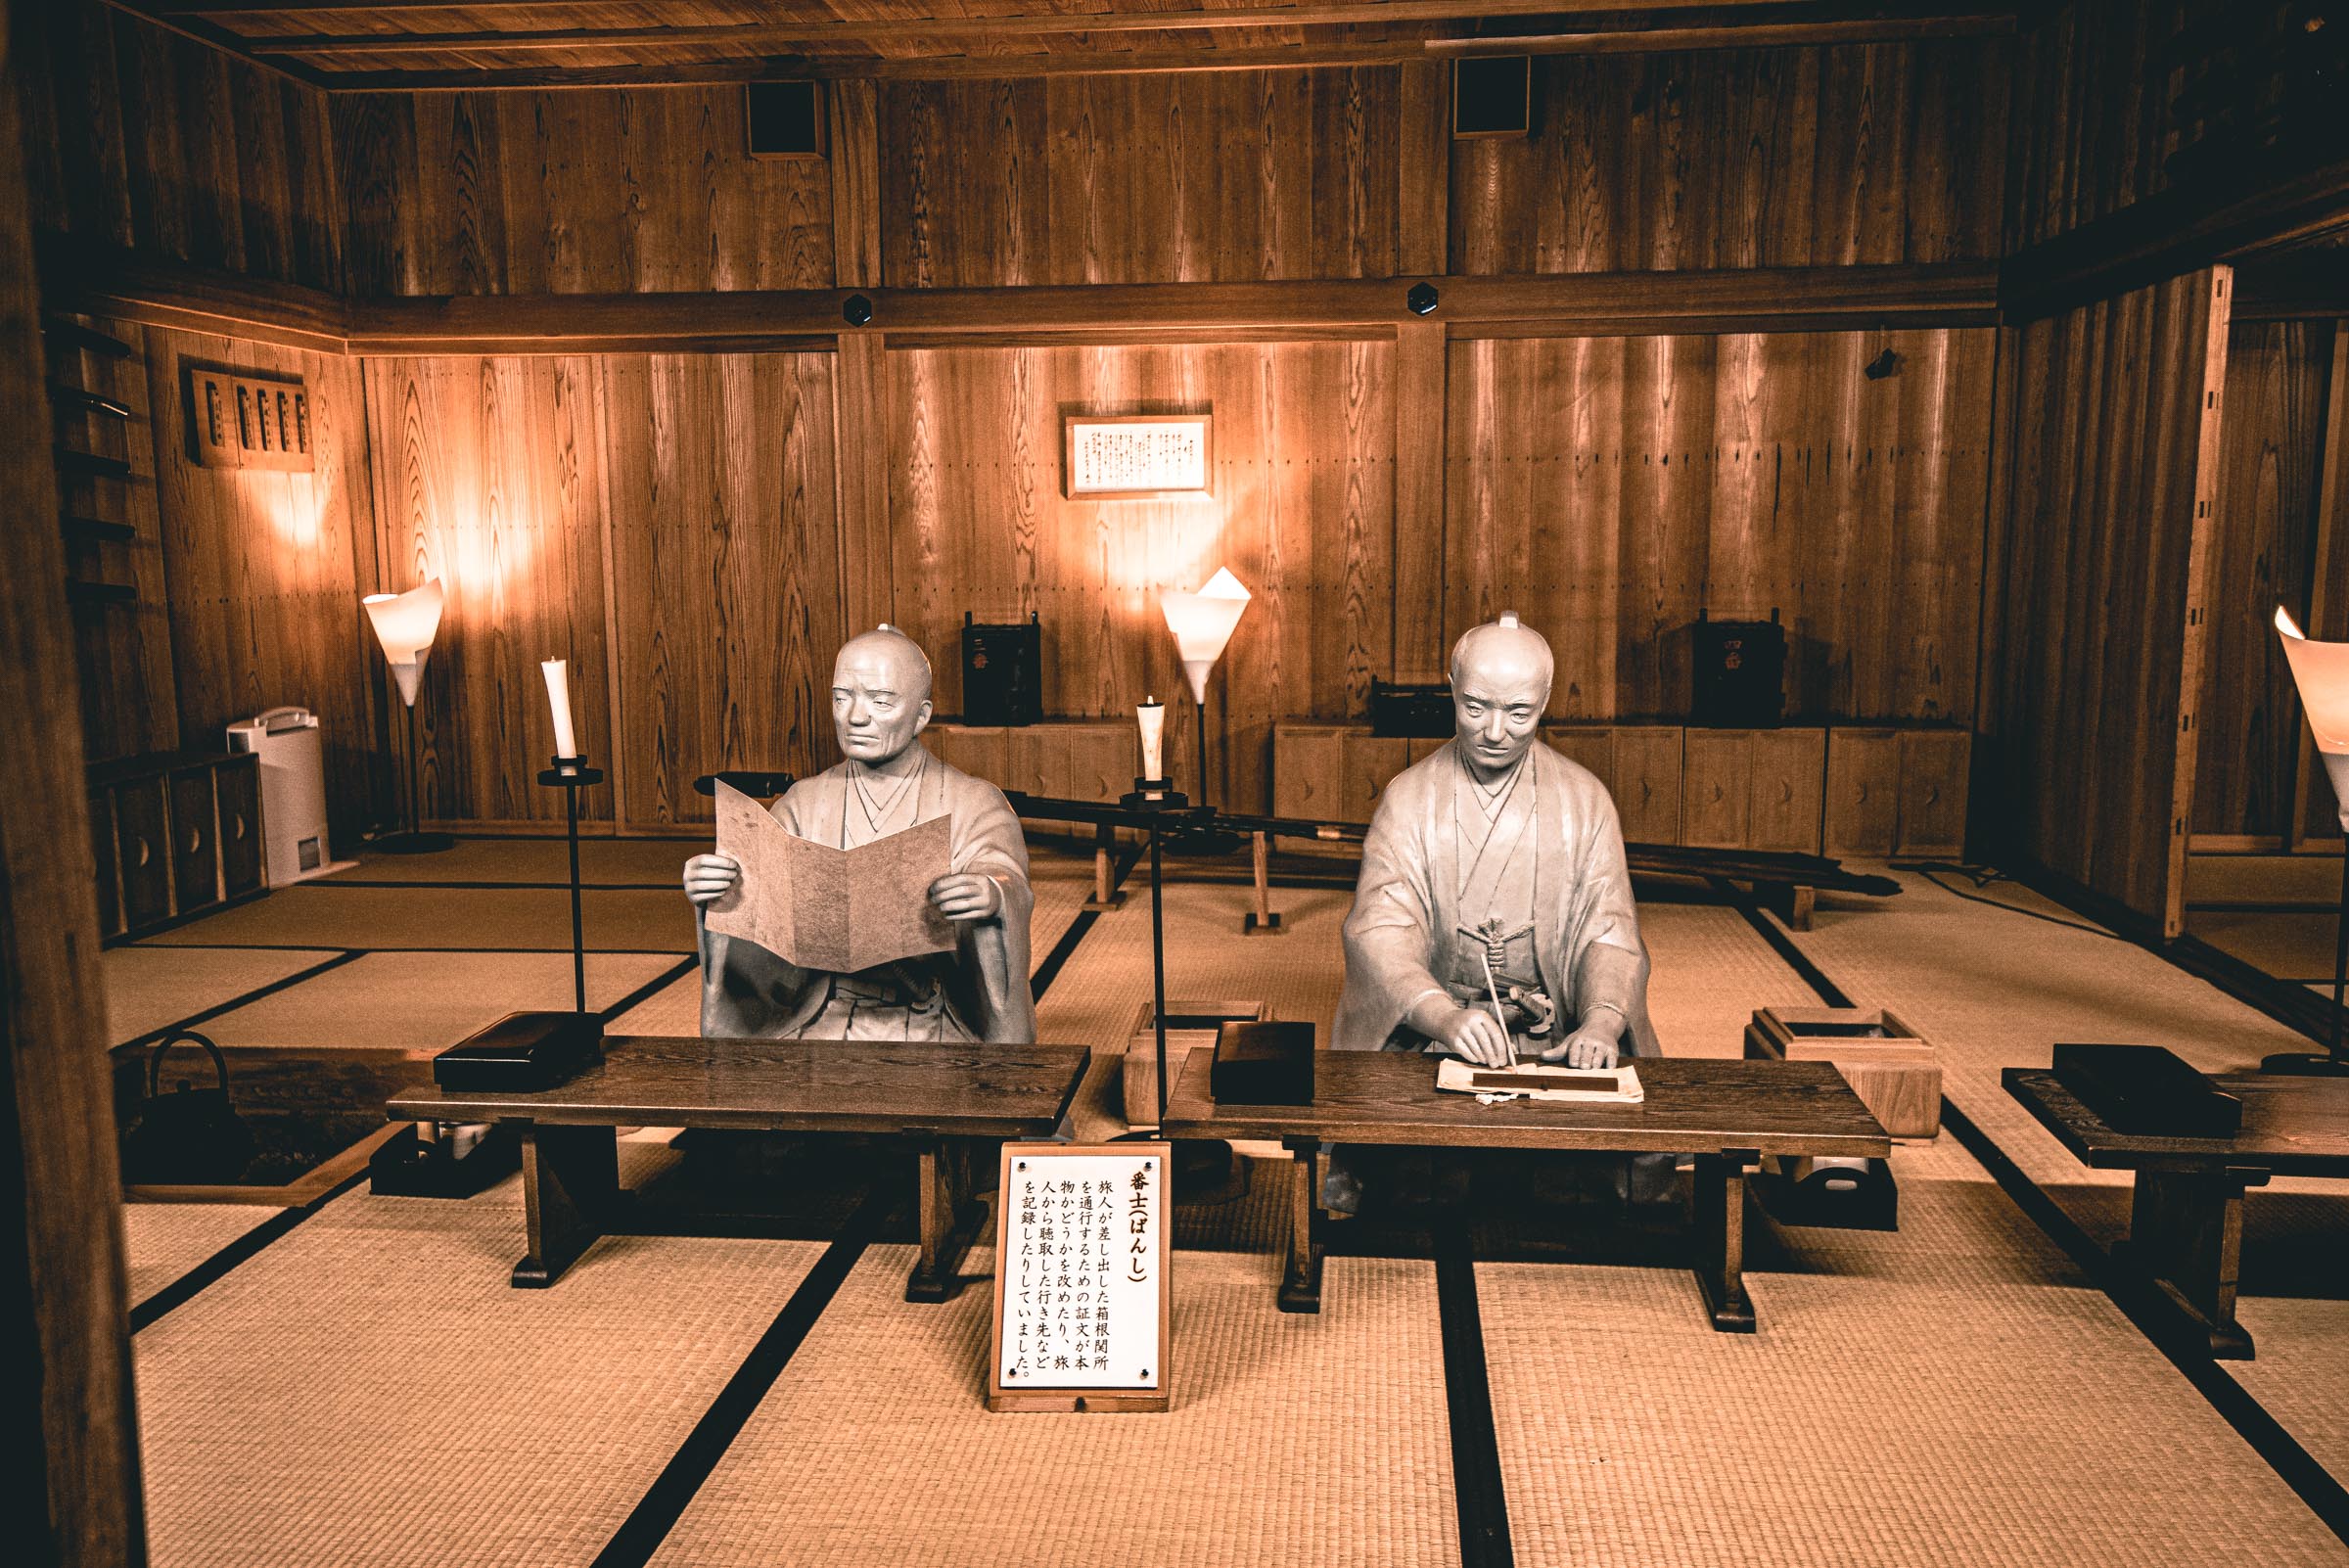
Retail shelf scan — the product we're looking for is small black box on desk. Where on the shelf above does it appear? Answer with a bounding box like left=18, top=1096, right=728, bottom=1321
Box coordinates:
left=434, top=1011, right=604, bottom=1092
left=1211, top=1021, right=1314, bottom=1105
left=2050, top=1042, right=2241, bottom=1138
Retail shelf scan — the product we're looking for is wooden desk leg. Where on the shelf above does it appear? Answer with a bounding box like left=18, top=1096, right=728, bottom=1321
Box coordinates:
left=1690, top=1151, right=1759, bottom=1333
left=1243, top=830, right=1284, bottom=935
left=907, top=1136, right=986, bottom=1303
left=1278, top=1138, right=1325, bottom=1314
left=2122, top=1168, right=2262, bottom=1359
left=1083, top=821, right=1126, bottom=911
left=512, top=1124, right=619, bottom=1289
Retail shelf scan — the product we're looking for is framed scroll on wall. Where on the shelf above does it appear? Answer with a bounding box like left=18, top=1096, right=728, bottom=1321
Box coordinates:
left=1062, top=413, right=1214, bottom=499
left=988, top=1141, right=1172, bottom=1412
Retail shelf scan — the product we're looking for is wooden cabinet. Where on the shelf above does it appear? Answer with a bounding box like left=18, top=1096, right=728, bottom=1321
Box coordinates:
left=1270, top=720, right=1961, bottom=858
left=87, top=752, right=262, bottom=941
left=927, top=721, right=1132, bottom=842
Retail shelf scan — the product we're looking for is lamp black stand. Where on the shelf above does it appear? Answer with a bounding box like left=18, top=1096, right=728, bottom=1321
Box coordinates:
left=377, top=698, right=455, bottom=853
left=1121, top=775, right=1189, bottom=1124
left=1193, top=699, right=1211, bottom=810
left=2262, top=847, right=2349, bottom=1076
left=538, top=755, right=605, bottom=1014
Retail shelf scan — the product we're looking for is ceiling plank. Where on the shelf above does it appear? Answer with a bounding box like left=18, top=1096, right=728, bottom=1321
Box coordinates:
left=239, top=1, right=1798, bottom=57
left=95, top=0, right=329, bottom=87
left=1430, top=15, right=2015, bottom=55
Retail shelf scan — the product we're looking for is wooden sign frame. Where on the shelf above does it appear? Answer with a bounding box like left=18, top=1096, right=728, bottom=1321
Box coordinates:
left=1062, top=412, right=1214, bottom=500
left=988, top=1140, right=1172, bottom=1413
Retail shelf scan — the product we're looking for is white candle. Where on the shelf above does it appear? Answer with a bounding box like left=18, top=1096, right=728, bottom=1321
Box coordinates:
left=1136, top=696, right=1166, bottom=781
left=542, top=659, right=578, bottom=759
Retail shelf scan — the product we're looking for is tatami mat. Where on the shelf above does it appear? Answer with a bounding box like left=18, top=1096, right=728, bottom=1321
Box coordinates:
left=143, top=884, right=696, bottom=951
left=193, top=951, right=684, bottom=1049
left=1488, top=1139, right=2349, bottom=1567
left=1637, top=901, right=1824, bottom=1057
left=325, top=836, right=710, bottom=887
left=1781, top=868, right=2349, bottom=1507
left=2186, top=908, right=2341, bottom=982
left=100, top=945, right=343, bottom=1046
left=136, top=1177, right=824, bottom=1568
left=647, top=1242, right=1459, bottom=1568
left=123, top=1202, right=277, bottom=1307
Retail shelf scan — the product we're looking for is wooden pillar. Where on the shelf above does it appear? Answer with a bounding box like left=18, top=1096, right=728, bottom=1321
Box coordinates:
left=2163, top=266, right=2234, bottom=939
left=0, top=0, right=148, bottom=1556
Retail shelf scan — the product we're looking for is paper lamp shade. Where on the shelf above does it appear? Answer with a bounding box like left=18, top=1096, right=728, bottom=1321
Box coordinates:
left=1160, top=568, right=1251, bottom=705
left=2276, top=607, right=2349, bottom=831
left=364, top=579, right=444, bottom=708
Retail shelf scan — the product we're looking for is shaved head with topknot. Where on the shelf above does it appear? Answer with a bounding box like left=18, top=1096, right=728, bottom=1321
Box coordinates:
left=1449, top=615, right=1554, bottom=698
left=833, top=623, right=935, bottom=704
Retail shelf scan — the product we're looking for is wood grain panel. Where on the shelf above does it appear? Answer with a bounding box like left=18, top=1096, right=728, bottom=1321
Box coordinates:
left=1340, top=730, right=1410, bottom=822
left=2193, top=319, right=2335, bottom=838
left=361, top=354, right=615, bottom=827
left=1451, top=39, right=2008, bottom=273
left=1897, top=728, right=1969, bottom=855
left=1747, top=727, right=1825, bottom=853
left=888, top=339, right=1393, bottom=814
left=883, top=68, right=1399, bottom=288
left=147, top=328, right=380, bottom=845
left=1613, top=724, right=1682, bottom=843
left=12, top=0, right=342, bottom=291
left=1445, top=327, right=1993, bottom=722
left=1271, top=723, right=1346, bottom=820
left=1985, top=269, right=2232, bottom=926
left=334, top=86, right=834, bottom=296
left=605, top=351, right=844, bottom=827
left=1681, top=728, right=1750, bottom=848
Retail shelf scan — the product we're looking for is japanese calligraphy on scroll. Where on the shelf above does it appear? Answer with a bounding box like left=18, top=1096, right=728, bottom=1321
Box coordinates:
left=1062, top=413, right=1214, bottom=499
left=988, top=1142, right=1172, bottom=1413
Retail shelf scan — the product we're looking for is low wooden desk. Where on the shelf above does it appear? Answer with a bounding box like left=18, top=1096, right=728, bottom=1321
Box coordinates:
left=1163, top=1053, right=1889, bottom=1333
left=388, top=1037, right=1090, bottom=1299
left=2004, top=1066, right=2349, bottom=1358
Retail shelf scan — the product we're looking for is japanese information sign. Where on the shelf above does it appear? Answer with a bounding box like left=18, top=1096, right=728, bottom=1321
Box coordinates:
left=987, top=1142, right=1172, bottom=1413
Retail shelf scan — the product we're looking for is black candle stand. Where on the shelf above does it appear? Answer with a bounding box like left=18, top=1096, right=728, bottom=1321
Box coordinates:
left=1121, top=776, right=1193, bottom=1125
left=538, top=755, right=605, bottom=1014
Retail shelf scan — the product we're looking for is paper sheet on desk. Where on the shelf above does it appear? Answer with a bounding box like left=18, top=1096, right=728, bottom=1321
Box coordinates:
left=1435, top=1060, right=1643, bottom=1104
left=705, top=781, right=955, bottom=972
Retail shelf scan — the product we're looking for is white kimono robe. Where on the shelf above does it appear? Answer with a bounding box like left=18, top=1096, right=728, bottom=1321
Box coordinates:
left=1335, top=738, right=1659, bottom=1057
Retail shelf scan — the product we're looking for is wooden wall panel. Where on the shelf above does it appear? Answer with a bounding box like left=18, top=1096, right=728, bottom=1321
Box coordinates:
left=362, top=355, right=616, bottom=828
left=888, top=339, right=1393, bottom=812
left=882, top=68, right=1400, bottom=288
left=2193, top=319, right=2337, bottom=838
left=334, top=88, right=834, bottom=296
left=12, top=0, right=342, bottom=290
left=1451, top=40, right=2009, bottom=274
left=1443, top=327, right=1993, bottom=722
left=2004, top=0, right=2301, bottom=252
left=146, top=328, right=380, bottom=845
left=1985, top=270, right=2232, bottom=928
left=606, top=352, right=844, bottom=827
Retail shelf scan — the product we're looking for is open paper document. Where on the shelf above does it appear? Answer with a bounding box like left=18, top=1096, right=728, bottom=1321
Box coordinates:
left=1435, top=1060, right=1643, bottom=1105
left=706, top=780, right=956, bottom=972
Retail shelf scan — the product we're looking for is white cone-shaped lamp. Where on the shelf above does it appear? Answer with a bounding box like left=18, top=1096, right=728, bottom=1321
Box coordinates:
left=364, top=579, right=445, bottom=708
left=2277, top=606, right=2349, bottom=832
left=1160, top=567, right=1251, bottom=705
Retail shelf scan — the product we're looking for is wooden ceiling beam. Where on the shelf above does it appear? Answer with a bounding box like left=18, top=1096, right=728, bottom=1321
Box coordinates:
left=54, top=251, right=1997, bottom=355
left=1430, top=14, right=2014, bottom=55
left=94, top=0, right=329, bottom=87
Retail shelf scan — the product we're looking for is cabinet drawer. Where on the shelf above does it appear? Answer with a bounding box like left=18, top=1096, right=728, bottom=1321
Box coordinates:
left=1824, top=728, right=1901, bottom=856
left=115, top=778, right=172, bottom=930
left=169, top=768, right=221, bottom=914
left=1748, top=729, right=1824, bottom=854
left=217, top=754, right=263, bottom=897
left=1272, top=726, right=1346, bottom=821
left=1681, top=730, right=1752, bottom=848
left=1340, top=733, right=1411, bottom=823
left=1612, top=727, right=1682, bottom=845
left=1897, top=731, right=1970, bottom=855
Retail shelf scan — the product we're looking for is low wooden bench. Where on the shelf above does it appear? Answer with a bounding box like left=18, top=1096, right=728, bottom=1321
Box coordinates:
left=388, top=1036, right=1090, bottom=1300
left=2004, top=1066, right=2349, bottom=1359
left=1163, top=1053, right=1889, bottom=1333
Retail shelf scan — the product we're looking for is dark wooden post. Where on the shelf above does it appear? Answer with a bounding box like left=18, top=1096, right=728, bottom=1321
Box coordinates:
left=0, top=2, right=148, bottom=1559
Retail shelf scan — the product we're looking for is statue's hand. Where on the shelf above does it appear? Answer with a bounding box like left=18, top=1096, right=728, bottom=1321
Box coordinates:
left=1429, top=1007, right=1513, bottom=1068
left=683, top=853, right=741, bottom=908
left=1539, top=1016, right=1621, bottom=1071
left=928, top=872, right=1002, bottom=923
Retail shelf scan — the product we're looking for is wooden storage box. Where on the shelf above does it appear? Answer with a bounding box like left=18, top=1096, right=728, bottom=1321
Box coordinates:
left=1744, top=1004, right=1941, bottom=1139
left=1123, top=999, right=1268, bottom=1128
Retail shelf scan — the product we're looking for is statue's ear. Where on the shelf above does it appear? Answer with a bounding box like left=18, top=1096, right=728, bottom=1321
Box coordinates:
left=913, top=697, right=934, bottom=734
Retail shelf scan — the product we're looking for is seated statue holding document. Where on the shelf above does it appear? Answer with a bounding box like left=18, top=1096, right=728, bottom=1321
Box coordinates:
left=682, top=626, right=1036, bottom=1043
left=1335, top=613, right=1659, bottom=1066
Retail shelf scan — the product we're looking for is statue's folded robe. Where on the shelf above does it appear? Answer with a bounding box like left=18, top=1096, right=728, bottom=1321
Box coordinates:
left=697, top=749, right=1037, bottom=1044
left=1334, top=739, right=1661, bottom=1056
